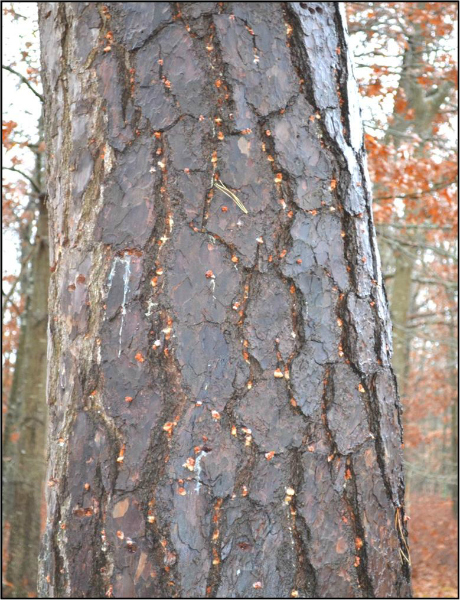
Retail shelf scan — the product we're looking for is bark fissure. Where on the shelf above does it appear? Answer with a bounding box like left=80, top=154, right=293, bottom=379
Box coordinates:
left=289, top=449, right=318, bottom=598
left=344, top=455, right=376, bottom=597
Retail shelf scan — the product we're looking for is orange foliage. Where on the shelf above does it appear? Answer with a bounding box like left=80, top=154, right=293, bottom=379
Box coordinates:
left=347, top=1, right=458, bottom=230
left=2, top=120, right=17, bottom=149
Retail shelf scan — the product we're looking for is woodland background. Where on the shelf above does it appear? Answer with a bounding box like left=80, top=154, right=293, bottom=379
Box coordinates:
left=2, top=2, right=458, bottom=598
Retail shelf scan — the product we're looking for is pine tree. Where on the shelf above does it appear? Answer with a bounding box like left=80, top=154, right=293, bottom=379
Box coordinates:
left=38, top=3, right=411, bottom=597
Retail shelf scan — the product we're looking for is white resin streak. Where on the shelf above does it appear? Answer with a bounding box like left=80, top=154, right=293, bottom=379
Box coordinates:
left=194, top=450, right=208, bottom=492
left=107, top=254, right=132, bottom=357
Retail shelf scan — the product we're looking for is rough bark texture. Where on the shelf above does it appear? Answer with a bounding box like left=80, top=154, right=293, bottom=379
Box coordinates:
left=38, top=3, right=411, bottom=598
left=2, top=196, right=49, bottom=598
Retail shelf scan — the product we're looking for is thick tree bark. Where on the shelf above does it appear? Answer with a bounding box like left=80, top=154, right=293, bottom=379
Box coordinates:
left=38, top=3, right=411, bottom=598
left=2, top=196, right=49, bottom=598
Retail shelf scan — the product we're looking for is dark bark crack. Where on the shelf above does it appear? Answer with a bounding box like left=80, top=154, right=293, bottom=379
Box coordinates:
left=344, top=455, right=376, bottom=598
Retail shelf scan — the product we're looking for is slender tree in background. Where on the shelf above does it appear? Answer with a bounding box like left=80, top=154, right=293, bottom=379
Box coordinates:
left=347, top=0, right=458, bottom=503
left=2, top=6, right=49, bottom=595
left=37, top=3, right=412, bottom=598
left=2, top=195, right=49, bottom=600
left=346, top=4, right=458, bottom=595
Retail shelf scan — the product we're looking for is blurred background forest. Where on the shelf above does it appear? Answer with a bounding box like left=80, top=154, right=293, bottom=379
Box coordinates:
left=2, top=2, right=458, bottom=598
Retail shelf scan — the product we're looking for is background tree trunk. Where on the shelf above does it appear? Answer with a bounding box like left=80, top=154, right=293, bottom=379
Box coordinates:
left=2, top=195, right=49, bottom=598
left=378, top=21, right=456, bottom=506
left=38, top=3, right=411, bottom=597
left=448, top=303, right=458, bottom=518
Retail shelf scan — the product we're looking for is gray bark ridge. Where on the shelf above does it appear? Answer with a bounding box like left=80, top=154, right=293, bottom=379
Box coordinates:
left=38, top=2, right=411, bottom=598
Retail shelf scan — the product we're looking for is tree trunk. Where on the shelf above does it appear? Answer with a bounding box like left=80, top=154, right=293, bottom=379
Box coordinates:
left=388, top=249, right=413, bottom=398
left=448, top=305, right=458, bottom=519
left=2, top=196, right=49, bottom=598
left=382, top=19, right=455, bottom=401
left=38, top=3, right=411, bottom=598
